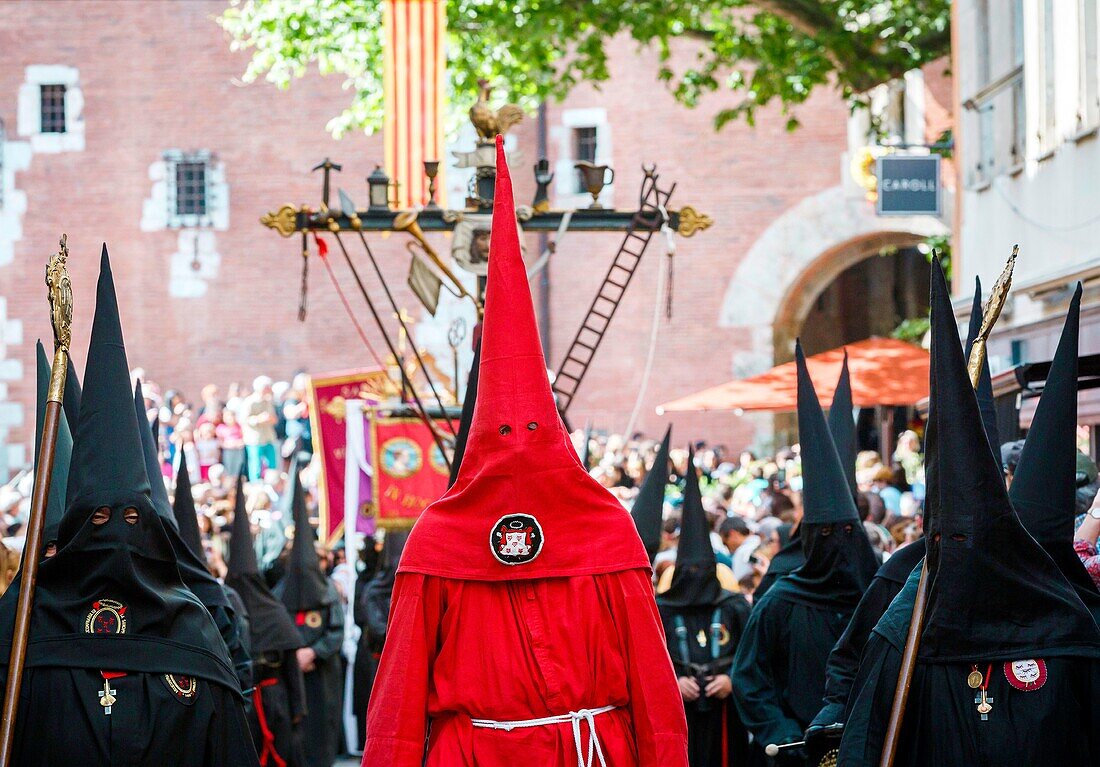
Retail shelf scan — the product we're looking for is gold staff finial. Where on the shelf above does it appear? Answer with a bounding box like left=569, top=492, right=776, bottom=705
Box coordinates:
left=44, top=235, right=74, bottom=402
left=966, top=244, right=1017, bottom=389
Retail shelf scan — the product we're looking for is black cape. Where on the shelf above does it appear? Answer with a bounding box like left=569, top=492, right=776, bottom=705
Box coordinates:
left=1008, top=284, right=1100, bottom=624
left=35, top=340, right=72, bottom=549
left=632, top=426, right=672, bottom=565
left=838, top=260, right=1100, bottom=766
left=757, top=355, right=859, bottom=600
left=658, top=450, right=751, bottom=765
left=448, top=341, right=481, bottom=488
left=731, top=343, right=877, bottom=751
left=170, top=447, right=254, bottom=692
left=225, top=474, right=306, bottom=766
left=273, top=464, right=345, bottom=767
left=0, top=248, right=255, bottom=766
left=809, top=277, right=1000, bottom=735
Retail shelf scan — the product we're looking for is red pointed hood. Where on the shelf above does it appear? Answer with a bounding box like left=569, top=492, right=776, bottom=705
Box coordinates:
left=399, top=137, right=650, bottom=580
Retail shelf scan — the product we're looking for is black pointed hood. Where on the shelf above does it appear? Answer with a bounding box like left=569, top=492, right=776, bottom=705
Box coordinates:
left=448, top=341, right=481, bottom=488
left=226, top=473, right=302, bottom=653
left=62, top=355, right=81, bottom=438
left=278, top=456, right=332, bottom=612
left=776, top=341, right=878, bottom=608
left=0, top=247, right=237, bottom=691
left=172, top=449, right=205, bottom=561
left=827, top=351, right=858, bottom=496
left=35, top=341, right=72, bottom=548
left=64, top=250, right=148, bottom=514
left=580, top=421, right=593, bottom=471
left=1009, top=284, right=1100, bottom=617
left=134, top=381, right=174, bottom=530
left=963, top=276, right=1001, bottom=456
left=632, top=426, right=671, bottom=564
left=921, top=259, right=1100, bottom=662
left=134, top=379, right=230, bottom=611
left=659, top=446, right=722, bottom=608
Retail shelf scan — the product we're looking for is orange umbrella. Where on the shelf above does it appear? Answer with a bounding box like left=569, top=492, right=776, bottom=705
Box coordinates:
left=657, top=337, right=929, bottom=413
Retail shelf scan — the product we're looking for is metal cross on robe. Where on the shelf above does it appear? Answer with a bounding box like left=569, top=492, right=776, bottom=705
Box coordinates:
left=974, top=690, right=993, bottom=721
left=99, top=679, right=117, bottom=715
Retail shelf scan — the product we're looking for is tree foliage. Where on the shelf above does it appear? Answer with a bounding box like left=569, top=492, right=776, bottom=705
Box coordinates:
left=219, top=0, right=951, bottom=136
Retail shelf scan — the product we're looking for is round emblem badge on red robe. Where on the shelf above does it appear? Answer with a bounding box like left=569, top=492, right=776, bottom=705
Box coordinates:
left=490, top=514, right=544, bottom=565
left=1003, top=659, right=1047, bottom=691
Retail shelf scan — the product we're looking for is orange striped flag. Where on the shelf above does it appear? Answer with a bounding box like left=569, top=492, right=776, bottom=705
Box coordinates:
left=384, top=0, right=446, bottom=209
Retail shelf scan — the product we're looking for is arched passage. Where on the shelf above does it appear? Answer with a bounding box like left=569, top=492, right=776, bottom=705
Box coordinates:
left=719, top=184, right=948, bottom=447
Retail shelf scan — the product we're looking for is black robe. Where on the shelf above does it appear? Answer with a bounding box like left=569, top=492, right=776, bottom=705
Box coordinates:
left=352, top=567, right=382, bottom=749
left=251, top=650, right=308, bottom=767
left=659, top=592, right=751, bottom=767
left=731, top=584, right=856, bottom=757
left=6, top=666, right=258, bottom=766
left=810, top=538, right=926, bottom=731
left=755, top=531, right=804, bottom=601
left=838, top=573, right=1100, bottom=766
left=276, top=579, right=345, bottom=767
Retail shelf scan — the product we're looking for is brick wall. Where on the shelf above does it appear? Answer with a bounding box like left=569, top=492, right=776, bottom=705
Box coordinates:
left=0, top=0, right=900, bottom=467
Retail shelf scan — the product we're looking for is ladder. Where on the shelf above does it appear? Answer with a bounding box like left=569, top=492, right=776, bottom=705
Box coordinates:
left=553, top=168, right=676, bottom=416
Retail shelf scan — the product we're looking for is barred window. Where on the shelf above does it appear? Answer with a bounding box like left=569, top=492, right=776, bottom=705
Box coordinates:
left=175, top=161, right=207, bottom=217
left=163, top=150, right=216, bottom=227
left=39, top=84, right=66, bottom=134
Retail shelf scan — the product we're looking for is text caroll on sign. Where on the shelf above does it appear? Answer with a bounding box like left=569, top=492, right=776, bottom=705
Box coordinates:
left=876, top=154, right=941, bottom=216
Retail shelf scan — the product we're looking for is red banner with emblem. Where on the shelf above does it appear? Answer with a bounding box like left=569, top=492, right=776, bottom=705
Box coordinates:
left=368, top=414, right=451, bottom=529
left=307, top=369, right=398, bottom=543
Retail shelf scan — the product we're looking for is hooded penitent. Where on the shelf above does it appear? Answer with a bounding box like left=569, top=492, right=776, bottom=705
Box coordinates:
left=632, top=426, right=672, bottom=564
left=780, top=341, right=879, bottom=607
left=1009, top=284, right=1100, bottom=621
left=964, top=276, right=1001, bottom=456
left=659, top=446, right=721, bottom=608
left=756, top=357, right=855, bottom=599
left=172, top=448, right=205, bottom=562
left=226, top=474, right=302, bottom=653
left=279, top=457, right=332, bottom=613
left=398, top=136, right=650, bottom=580
left=918, top=259, right=1100, bottom=662
left=35, top=341, right=72, bottom=548
left=827, top=350, right=857, bottom=496
left=448, top=341, right=481, bottom=489
left=134, top=379, right=231, bottom=613
left=0, top=248, right=237, bottom=691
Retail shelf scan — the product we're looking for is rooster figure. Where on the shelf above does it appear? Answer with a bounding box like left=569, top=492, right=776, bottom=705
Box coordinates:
left=469, top=79, right=524, bottom=140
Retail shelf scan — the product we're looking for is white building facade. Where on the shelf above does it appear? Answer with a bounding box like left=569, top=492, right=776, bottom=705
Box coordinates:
left=956, top=0, right=1100, bottom=424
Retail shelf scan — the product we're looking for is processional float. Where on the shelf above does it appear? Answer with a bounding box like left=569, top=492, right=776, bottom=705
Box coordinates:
left=260, top=86, right=711, bottom=531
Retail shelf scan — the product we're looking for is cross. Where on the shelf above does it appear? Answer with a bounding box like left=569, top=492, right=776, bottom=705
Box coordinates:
left=311, top=158, right=343, bottom=209
left=974, top=691, right=993, bottom=721
left=99, top=678, right=117, bottom=716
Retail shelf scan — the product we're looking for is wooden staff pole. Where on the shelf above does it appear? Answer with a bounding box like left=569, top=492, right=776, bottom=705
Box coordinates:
left=878, top=247, right=1016, bottom=767
left=0, top=236, right=73, bottom=767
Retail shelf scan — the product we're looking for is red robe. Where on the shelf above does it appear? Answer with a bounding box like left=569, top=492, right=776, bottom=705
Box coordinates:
left=364, top=137, right=687, bottom=767
left=364, top=569, right=687, bottom=766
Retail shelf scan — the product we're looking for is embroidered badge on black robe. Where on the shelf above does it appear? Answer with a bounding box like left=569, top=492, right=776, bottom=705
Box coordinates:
left=162, top=673, right=199, bottom=705
left=84, top=599, right=127, bottom=635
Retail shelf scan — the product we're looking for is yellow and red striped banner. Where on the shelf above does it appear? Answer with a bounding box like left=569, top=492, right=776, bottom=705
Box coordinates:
left=384, top=0, right=446, bottom=209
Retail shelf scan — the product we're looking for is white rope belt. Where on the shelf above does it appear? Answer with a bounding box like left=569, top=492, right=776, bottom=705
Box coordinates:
left=470, top=704, right=617, bottom=767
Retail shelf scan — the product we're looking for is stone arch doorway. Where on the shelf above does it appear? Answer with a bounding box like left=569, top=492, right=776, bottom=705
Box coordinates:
left=772, top=232, right=931, bottom=364
left=718, top=184, right=948, bottom=449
